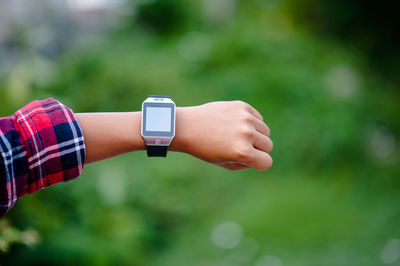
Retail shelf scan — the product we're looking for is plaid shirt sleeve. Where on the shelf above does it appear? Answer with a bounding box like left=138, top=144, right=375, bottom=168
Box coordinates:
left=0, top=98, right=86, bottom=218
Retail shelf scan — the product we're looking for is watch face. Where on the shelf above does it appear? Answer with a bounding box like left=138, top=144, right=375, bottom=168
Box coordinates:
left=142, top=102, right=175, bottom=137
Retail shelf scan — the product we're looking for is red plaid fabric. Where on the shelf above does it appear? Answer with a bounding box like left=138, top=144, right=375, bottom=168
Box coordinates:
left=0, top=98, right=86, bottom=217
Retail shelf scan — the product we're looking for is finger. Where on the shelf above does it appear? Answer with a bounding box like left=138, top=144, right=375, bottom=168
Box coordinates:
left=221, top=162, right=250, bottom=171
left=251, top=116, right=271, bottom=136
left=253, top=131, right=273, bottom=153
left=217, top=161, right=250, bottom=170
left=246, top=104, right=264, bottom=121
left=248, top=149, right=273, bottom=170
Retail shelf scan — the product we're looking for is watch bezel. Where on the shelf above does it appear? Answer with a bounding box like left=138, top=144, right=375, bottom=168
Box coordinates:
left=141, top=101, right=175, bottom=138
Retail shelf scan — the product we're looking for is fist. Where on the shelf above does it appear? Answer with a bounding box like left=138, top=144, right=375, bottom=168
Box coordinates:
left=171, top=101, right=273, bottom=171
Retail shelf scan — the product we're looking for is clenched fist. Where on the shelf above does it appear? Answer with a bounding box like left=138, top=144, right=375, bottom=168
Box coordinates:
left=171, top=101, right=273, bottom=170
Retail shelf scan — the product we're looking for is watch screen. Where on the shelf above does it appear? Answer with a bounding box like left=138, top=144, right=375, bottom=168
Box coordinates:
left=146, top=107, right=171, bottom=132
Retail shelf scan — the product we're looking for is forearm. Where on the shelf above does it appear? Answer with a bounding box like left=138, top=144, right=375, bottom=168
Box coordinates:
left=75, top=112, right=142, bottom=163
left=75, top=108, right=188, bottom=163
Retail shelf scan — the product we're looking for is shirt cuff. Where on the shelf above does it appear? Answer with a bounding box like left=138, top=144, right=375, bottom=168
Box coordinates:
left=13, top=98, right=86, bottom=194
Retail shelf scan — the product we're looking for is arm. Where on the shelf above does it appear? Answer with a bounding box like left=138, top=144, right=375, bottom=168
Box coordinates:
left=0, top=99, right=272, bottom=218
left=76, top=101, right=273, bottom=170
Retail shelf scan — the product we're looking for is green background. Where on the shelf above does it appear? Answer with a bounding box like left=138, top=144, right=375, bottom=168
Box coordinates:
left=0, top=0, right=399, bottom=265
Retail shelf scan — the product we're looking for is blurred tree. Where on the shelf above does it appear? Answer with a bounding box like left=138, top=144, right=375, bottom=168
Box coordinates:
left=134, top=0, right=189, bottom=35
left=286, top=0, right=400, bottom=82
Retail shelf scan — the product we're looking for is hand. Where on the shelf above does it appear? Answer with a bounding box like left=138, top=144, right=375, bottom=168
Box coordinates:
left=170, top=101, right=273, bottom=170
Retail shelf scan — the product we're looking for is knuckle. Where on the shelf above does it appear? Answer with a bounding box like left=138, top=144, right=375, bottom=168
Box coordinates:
left=234, top=145, right=252, bottom=161
left=234, top=100, right=249, bottom=109
left=240, top=125, right=254, bottom=138
left=241, top=113, right=253, bottom=124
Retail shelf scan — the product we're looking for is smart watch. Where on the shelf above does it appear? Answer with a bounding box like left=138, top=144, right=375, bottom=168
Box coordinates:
left=141, top=95, right=176, bottom=157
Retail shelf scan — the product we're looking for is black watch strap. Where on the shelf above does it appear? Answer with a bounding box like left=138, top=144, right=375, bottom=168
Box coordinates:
left=147, top=145, right=168, bottom=157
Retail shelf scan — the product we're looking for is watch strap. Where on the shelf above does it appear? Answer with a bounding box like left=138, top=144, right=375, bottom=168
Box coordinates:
left=147, top=145, right=168, bottom=157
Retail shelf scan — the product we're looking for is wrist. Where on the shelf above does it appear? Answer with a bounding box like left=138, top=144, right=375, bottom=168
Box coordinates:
left=169, top=106, right=193, bottom=153
left=131, top=111, right=147, bottom=151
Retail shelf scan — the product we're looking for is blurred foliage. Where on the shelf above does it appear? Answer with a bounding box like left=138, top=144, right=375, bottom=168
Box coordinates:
left=0, top=0, right=399, bottom=265
left=285, top=0, right=400, bottom=82
left=0, top=220, right=40, bottom=253
left=134, top=0, right=189, bottom=34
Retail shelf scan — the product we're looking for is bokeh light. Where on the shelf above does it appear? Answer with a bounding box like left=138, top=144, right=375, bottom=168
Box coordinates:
left=380, top=239, right=400, bottom=264
left=211, top=221, right=243, bottom=249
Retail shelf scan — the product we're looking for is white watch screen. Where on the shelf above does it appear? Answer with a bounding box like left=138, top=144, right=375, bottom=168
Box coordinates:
left=146, top=107, right=171, bottom=132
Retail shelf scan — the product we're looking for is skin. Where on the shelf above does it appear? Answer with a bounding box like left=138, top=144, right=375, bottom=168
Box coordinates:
left=76, top=101, right=273, bottom=171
